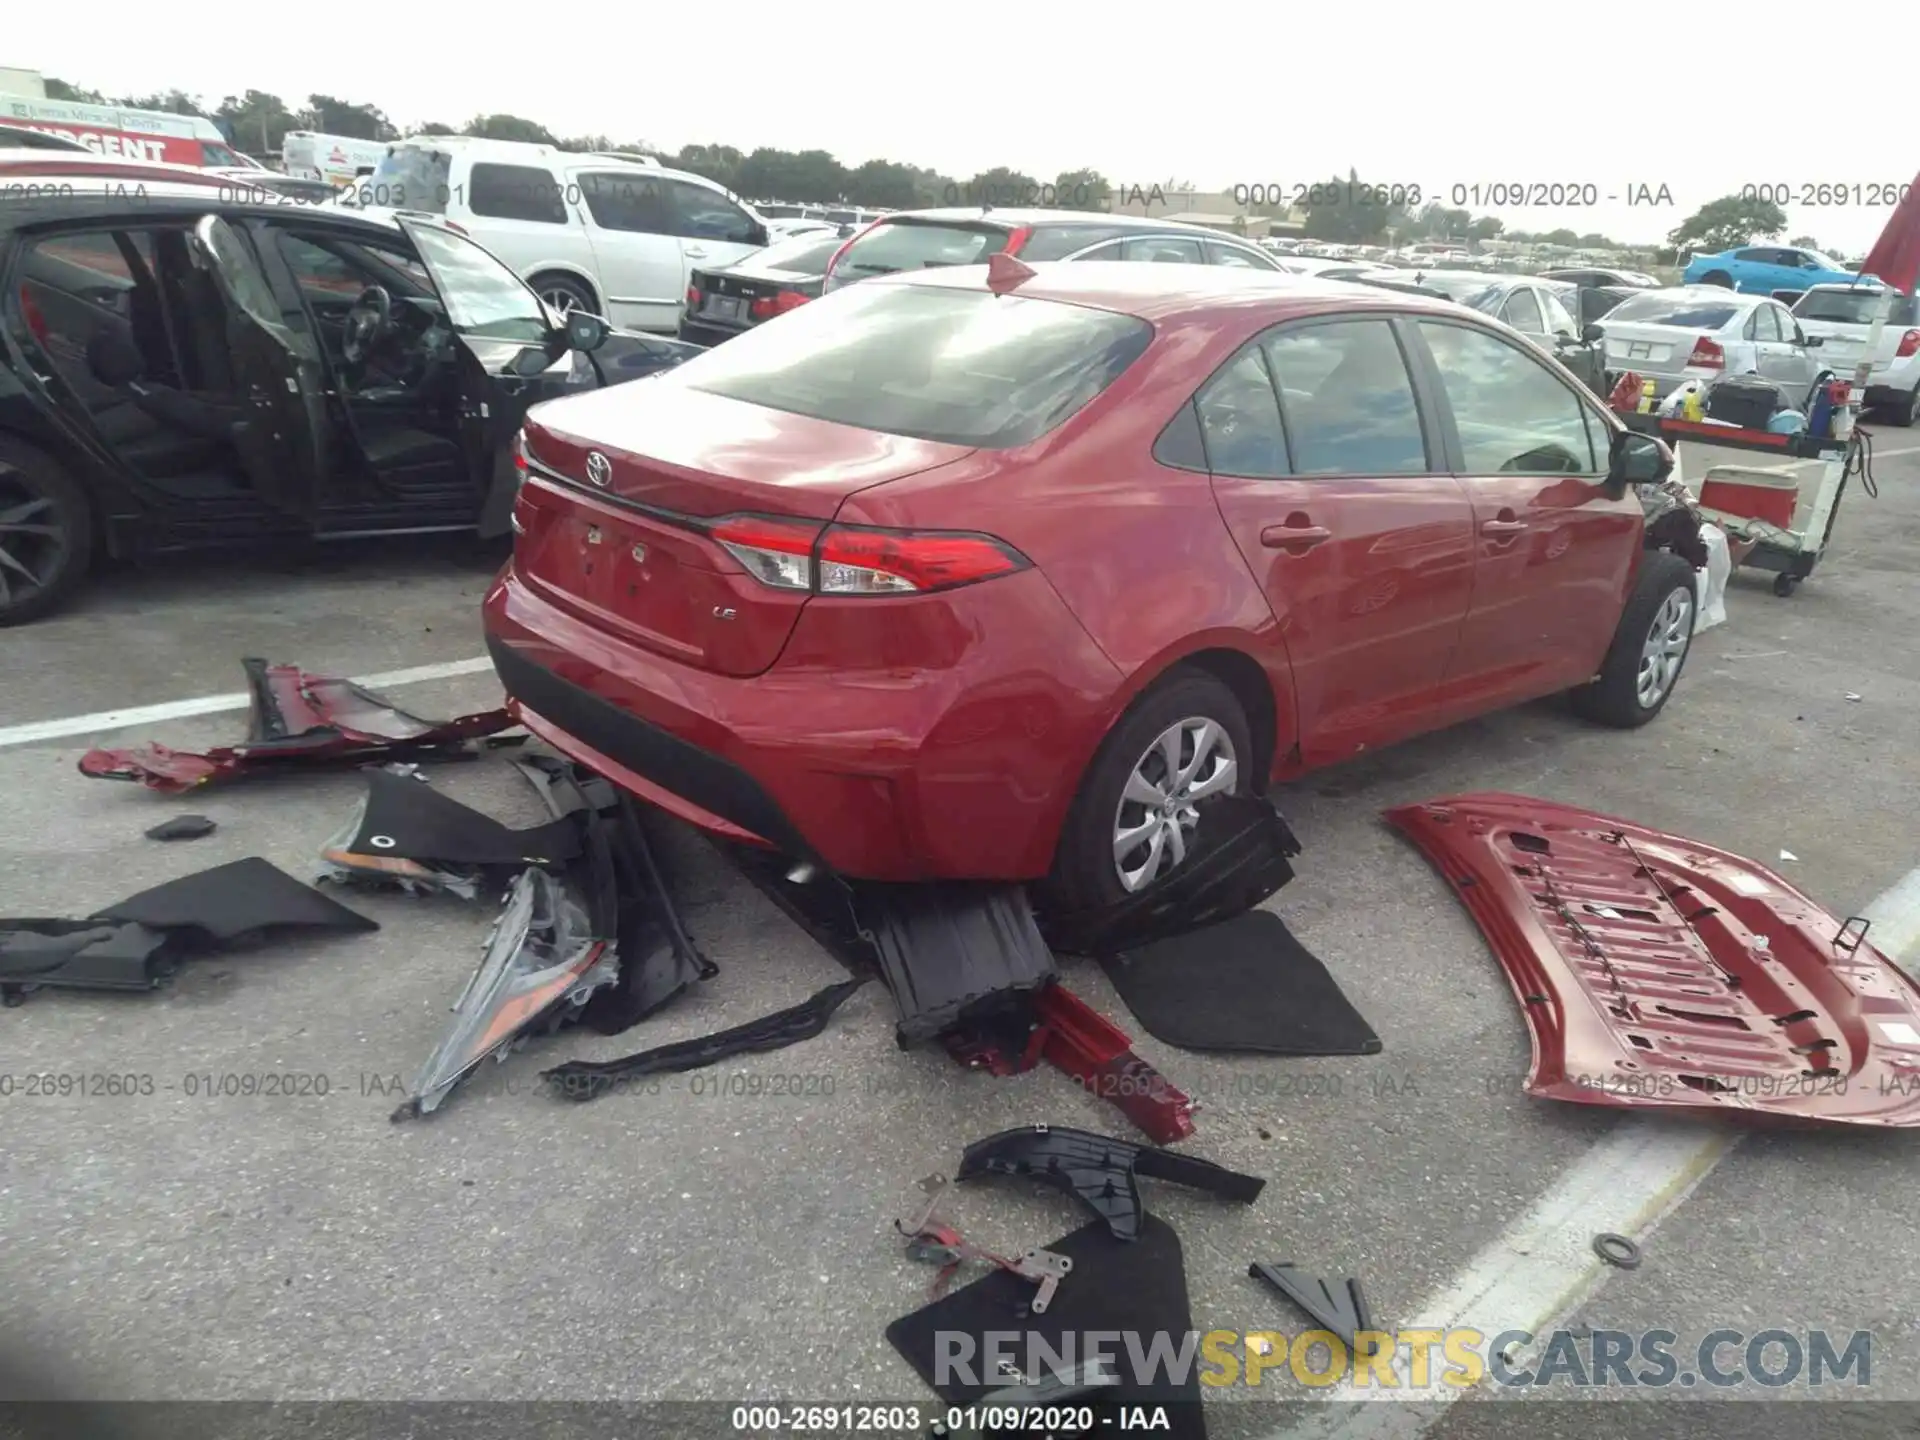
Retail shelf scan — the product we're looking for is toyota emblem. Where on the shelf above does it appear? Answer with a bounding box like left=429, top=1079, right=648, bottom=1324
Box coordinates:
left=585, top=451, right=612, bottom=488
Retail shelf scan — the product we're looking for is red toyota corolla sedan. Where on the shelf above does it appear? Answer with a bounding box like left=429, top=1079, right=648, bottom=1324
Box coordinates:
left=483, top=262, right=1695, bottom=915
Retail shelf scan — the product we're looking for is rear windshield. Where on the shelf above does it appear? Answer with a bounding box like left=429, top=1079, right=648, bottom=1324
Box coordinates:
left=740, top=233, right=844, bottom=276
left=1409, top=273, right=1498, bottom=302
left=360, top=146, right=451, bottom=212
left=1604, top=294, right=1739, bottom=328
left=1794, top=289, right=1918, bottom=326
left=834, top=220, right=1005, bottom=279
left=680, top=284, right=1152, bottom=448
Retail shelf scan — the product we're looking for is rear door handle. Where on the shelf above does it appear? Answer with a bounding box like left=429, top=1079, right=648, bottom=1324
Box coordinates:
left=1481, top=519, right=1529, bottom=535
left=1261, top=521, right=1332, bottom=549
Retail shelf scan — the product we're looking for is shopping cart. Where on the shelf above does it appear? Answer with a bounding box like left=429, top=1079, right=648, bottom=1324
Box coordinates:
left=1619, top=415, right=1880, bottom=597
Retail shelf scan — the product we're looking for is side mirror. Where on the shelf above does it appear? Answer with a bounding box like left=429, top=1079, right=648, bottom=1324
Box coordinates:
left=1608, top=429, right=1672, bottom=492
left=1582, top=321, right=1605, bottom=345
left=564, top=309, right=610, bottom=354
left=746, top=221, right=770, bottom=247
left=1802, top=334, right=1822, bottom=347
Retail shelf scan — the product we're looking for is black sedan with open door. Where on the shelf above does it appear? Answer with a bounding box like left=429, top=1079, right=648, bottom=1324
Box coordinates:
left=0, top=166, right=699, bottom=624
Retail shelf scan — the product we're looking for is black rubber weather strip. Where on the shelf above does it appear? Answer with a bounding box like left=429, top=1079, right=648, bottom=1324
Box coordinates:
left=542, top=976, right=871, bottom=1101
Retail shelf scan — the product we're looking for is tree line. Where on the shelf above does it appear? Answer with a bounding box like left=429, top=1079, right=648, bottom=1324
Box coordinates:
left=44, top=77, right=1815, bottom=258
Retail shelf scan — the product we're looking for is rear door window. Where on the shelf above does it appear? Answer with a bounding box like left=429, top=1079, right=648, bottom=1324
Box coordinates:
left=580, top=171, right=671, bottom=233
left=1205, top=241, right=1276, bottom=269
left=679, top=284, right=1151, bottom=448
left=664, top=179, right=759, bottom=243
left=1416, top=321, right=1597, bottom=474
left=1120, top=235, right=1205, bottom=264
left=468, top=163, right=568, bottom=224
left=1022, top=224, right=1126, bottom=261
left=833, top=221, right=1005, bottom=280
left=1499, top=287, right=1545, bottom=334
left=1262, top=320, right=1428, bottom=475
left=1195, top=347, right=1288, bottom=477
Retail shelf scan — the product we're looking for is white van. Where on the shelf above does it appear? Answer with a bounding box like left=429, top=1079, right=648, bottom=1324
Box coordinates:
left=282, top=131, right=391, bottom=188
left=0, top=92, right=258, bottom=168
left=356, top=136, right=769, bottom=332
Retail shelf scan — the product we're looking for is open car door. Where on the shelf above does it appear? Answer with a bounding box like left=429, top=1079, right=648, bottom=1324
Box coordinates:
left=396, top=215, right=597, bottom=537
left=187, top=215, right=329, bottom=519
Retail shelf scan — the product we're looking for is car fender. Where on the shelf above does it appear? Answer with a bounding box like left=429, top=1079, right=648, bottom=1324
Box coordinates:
left=1087, top=628, right=1299, bottom=788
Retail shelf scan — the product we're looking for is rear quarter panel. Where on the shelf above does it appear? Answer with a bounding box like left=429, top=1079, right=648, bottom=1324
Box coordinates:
left=833, top=312, right=1299, bottom=779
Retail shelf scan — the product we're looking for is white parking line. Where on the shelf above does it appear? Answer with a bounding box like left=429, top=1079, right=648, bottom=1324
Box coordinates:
left=1268, top=862, right=1920, bottom=1437
left=0, top=656, right=495, bottom=750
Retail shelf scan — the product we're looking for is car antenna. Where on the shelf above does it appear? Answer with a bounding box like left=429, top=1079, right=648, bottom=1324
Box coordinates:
left=987, top=252, right=1037, bottom=294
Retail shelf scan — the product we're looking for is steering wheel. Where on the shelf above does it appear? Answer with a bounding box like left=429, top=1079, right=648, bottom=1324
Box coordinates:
left=341, top=285, right=393, bottom=364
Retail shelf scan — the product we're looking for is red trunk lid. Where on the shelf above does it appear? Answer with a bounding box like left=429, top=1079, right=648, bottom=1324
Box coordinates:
left=513, top=381, right=974, bottom=677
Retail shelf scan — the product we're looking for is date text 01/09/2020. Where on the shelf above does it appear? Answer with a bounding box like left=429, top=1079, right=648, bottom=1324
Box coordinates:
left=728, top=1404, right=1171, bottom=1433
left=1228, top=182, right=1676, bottom=209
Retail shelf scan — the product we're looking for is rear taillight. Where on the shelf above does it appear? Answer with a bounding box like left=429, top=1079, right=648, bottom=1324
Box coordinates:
left=749, top=289, right=811, bottom=321
left=1688, top=336, right=1726, bottom=370
left=1897, top=329, right=1920, bottom=359
left=686, top=284, right=701, bottom=310
left=1001, top=225, right=1033, bottom=257
left=710, top=515, right=820, bottom=590
left=512, top=429, right=530, bottom=472
left=708, top=515, right=1031, bottom=595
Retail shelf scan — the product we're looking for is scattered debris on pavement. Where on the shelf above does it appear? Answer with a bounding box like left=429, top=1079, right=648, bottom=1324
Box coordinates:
left=144, top=814, right=216, bottom=842
left=1248, top=1263, right=1375, bottom=1348
left=79, top=657, right=520, bottom=793
left=2, top=857, right=375, bottom=1002
left=958, top=1125, right=1265, bottom=1241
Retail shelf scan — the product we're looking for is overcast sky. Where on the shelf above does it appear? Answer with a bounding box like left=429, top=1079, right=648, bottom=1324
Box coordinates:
left=9, top=4, right=1914, bottom=254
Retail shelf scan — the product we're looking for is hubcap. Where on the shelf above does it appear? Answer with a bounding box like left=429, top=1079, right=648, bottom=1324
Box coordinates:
left=0, top=467, right=66, bottom=613
left=1111, top=717, right=1239, bottom=893
left=541, top=286, right=580, bottom=316
left=1636, top=588, right=1694, bottom=708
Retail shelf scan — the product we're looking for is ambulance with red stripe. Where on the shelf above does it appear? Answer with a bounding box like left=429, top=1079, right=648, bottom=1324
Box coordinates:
left=0, top=93, right=261, bottom=169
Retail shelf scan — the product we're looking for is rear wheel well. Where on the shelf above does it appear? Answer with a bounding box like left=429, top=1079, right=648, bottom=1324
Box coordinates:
left=1176, top=648, right=1279, bottom=786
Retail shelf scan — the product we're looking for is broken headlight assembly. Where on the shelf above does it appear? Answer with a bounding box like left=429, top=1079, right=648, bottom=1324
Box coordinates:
left=392, top=866, right=618, bottom=1120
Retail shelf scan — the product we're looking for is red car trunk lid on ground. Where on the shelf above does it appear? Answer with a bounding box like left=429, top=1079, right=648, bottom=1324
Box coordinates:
left=1386, top=792, right=1920, bottom=1127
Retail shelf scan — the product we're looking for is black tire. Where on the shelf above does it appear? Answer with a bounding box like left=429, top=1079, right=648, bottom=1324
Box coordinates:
left=0, top=440, right=94, bottom=627
left=529, top=271, right=600, bottom=318
left=1892, top=384, right=1920, bottom=427
left=1773, top=571, right=1800, bottom=598
left=1570, top=550, right=1697, bottom=728
left=1699, top=270, right=1733, bottom=288
left=1044, top=669, right=1252, bottom=916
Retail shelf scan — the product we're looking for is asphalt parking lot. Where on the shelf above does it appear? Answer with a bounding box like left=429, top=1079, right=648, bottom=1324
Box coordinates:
left=3, top=436, right=1918, bottom=1440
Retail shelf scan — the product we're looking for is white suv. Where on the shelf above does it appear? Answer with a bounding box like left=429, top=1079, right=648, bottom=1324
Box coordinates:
left=355, top=137, right=769, bottom=332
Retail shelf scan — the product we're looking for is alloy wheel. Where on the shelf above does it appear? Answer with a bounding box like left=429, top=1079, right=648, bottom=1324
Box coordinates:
left=1111, top=717, right=1239, bottom=893
left=0, top=466, right=68, bottom=615
left=1636, top=588, right=1694, bottom=709
left=540, top=285, right=581, bottom=316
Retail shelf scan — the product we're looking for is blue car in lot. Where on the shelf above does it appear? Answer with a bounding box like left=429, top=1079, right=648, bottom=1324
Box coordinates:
left=1682, top=244, right=1869, bottom=297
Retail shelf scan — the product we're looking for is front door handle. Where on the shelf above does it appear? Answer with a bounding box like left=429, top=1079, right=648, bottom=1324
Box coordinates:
left=683, top=246, right=709, bottom=259
left=1481, top=518, right=1529, bottom=535
left=1261, top=518, right=1332, bottom=550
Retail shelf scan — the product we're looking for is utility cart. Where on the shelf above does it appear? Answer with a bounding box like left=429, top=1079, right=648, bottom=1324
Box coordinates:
left=1618, top=415, right=1874, bottom=597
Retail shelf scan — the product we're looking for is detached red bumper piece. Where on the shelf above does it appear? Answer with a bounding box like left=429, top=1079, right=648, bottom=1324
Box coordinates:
left=79, top=657, right=518, bottom=794
left=1386, top=793, right=1920, bottom=1127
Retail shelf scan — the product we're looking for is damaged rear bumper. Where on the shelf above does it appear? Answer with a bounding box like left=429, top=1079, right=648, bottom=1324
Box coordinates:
left=1386, top=792, right=1920, bottom=1126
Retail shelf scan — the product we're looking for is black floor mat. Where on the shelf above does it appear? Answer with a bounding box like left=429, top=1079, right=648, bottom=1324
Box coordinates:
left=1098, top=908, right=1379, bottom=1056
left=886, top=1213, right=1207, bottom=1440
